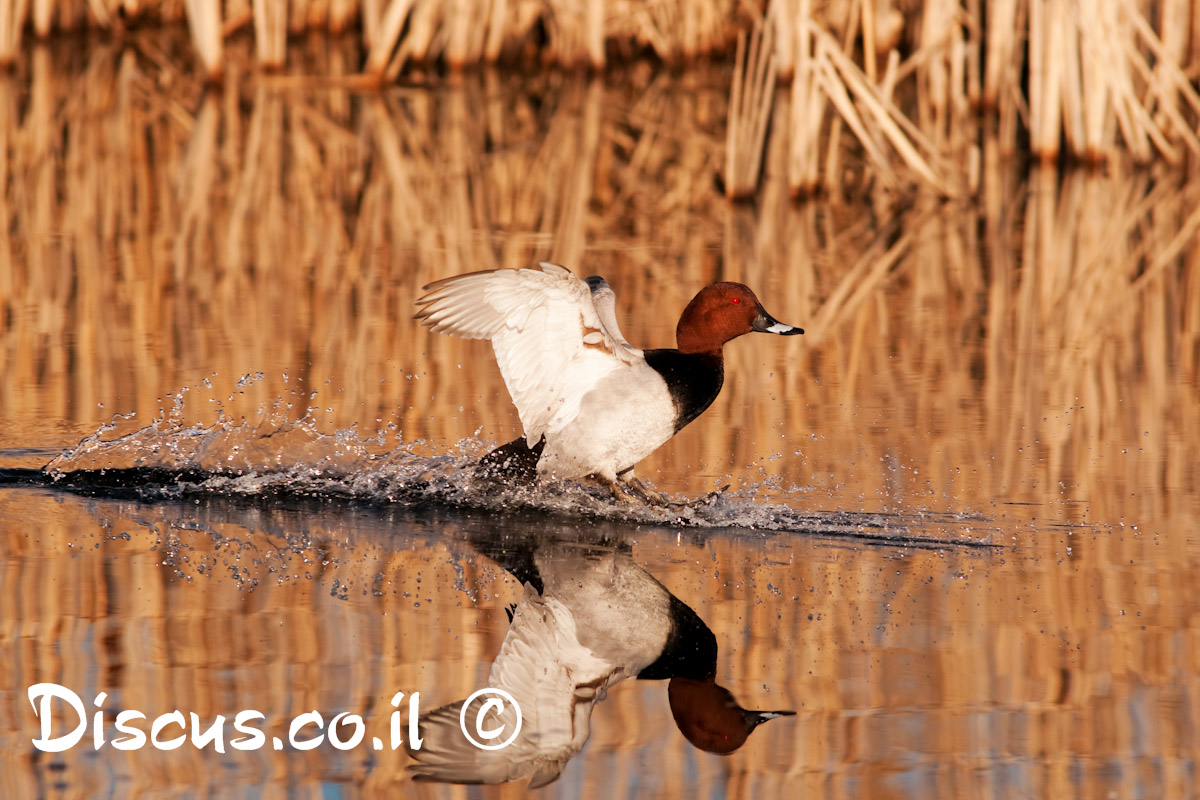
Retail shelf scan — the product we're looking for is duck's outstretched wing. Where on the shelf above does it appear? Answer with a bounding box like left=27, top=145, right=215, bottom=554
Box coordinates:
left=583, top=275, right=634, bottom=352
left=406, top=585, right=608, bottom=788
left=414, top=263, right=642, bottom=446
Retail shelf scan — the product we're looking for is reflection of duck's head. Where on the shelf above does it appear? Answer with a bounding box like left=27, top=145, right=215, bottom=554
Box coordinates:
left=633, top=590, right=795, bottom=754
left=667, top=678, right=795, bottom=754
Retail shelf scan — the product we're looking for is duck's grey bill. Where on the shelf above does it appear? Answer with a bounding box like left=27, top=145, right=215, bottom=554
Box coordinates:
left=767, top=322, right=803, bottom=335
left=752, top=310, right=804, bottom=335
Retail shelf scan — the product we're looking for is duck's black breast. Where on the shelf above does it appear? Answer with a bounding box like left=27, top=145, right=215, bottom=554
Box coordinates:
left=642, top=349, right=724, bottom=433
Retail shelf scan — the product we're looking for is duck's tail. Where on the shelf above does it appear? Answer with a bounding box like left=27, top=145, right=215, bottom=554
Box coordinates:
left=475, top=437, right=545, bottom=483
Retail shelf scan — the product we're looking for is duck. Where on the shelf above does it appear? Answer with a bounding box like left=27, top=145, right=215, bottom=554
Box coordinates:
left=414, top=263, right=803, bottom=503
left=406, top=532, right=794, bottom=787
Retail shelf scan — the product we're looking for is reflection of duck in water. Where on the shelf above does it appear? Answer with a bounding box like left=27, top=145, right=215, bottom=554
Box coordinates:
left=414, top=263, right=803, bottom=504
left=406, top=530, right=793, bottom=788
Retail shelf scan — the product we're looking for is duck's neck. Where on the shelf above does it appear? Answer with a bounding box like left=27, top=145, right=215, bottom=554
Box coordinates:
left=676, top=329, right=726, bottom=356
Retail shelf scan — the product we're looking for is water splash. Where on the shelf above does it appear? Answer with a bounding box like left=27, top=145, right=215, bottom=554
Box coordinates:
left=31, top=387, right=998, bottom=548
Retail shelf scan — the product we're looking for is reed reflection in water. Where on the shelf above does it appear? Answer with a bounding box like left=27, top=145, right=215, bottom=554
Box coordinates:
left=0, top=36, right=1199, bottom=800
left=1, top=489, right=1197, bottom=797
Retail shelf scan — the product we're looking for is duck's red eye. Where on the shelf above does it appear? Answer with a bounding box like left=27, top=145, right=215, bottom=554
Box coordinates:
left=731, top=297, right=740, bottom=305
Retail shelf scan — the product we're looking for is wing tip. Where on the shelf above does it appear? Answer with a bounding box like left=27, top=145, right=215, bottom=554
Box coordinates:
left=418, top=267, right=505, bottom=294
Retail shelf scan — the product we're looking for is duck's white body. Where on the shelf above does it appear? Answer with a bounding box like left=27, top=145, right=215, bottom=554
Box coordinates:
left=543, top=362, right=677, bottom=480
left=415, top=263, right=678, bottom=481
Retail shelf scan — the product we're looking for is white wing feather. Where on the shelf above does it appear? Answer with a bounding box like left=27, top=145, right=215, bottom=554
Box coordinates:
left=414, top=263, right=642, bottom=445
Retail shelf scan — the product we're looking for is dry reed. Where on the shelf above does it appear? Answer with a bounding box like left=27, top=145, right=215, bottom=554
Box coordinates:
left=183, top=0, right=223, bottom=81
left=1, top=0, right=1197, bottom=186
left=0, top=0, right=27, bottom=66
left=725, top=11, right=776, bottom=199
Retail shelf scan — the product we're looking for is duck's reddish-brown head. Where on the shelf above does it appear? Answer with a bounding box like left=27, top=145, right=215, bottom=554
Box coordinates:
left=668, top=678, right=796, bottom=755
left=675, top=283, right=804, bottom=355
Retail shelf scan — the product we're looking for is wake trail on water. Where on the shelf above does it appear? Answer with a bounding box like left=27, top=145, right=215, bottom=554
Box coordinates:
left=0, top=393, right=999, bottom=549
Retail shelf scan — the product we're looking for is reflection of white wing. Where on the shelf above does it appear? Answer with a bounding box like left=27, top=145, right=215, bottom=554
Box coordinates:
left=407, top=584, right=612, bottom=788
left=415, top=263, right=643, bottom=446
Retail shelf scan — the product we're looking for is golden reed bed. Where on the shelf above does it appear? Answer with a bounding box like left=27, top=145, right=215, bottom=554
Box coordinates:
left=2, top=0, right=1200, bottom=193
left=1, top=38, right=1197, bottom=522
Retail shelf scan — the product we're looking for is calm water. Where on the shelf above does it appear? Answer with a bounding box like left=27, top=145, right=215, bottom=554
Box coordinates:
left=2, top=39, right=1199, bottom=799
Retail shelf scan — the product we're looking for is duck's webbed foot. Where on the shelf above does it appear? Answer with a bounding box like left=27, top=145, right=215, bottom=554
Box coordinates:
left=696, top=484, right=731, bottom=505
left=593, top=474, right=670, bottom=506
left=625, top=476, right=670, bottom=506
left=594, top=474, right=730, bottom=509
left=658, top=483, right=729, bottom=509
